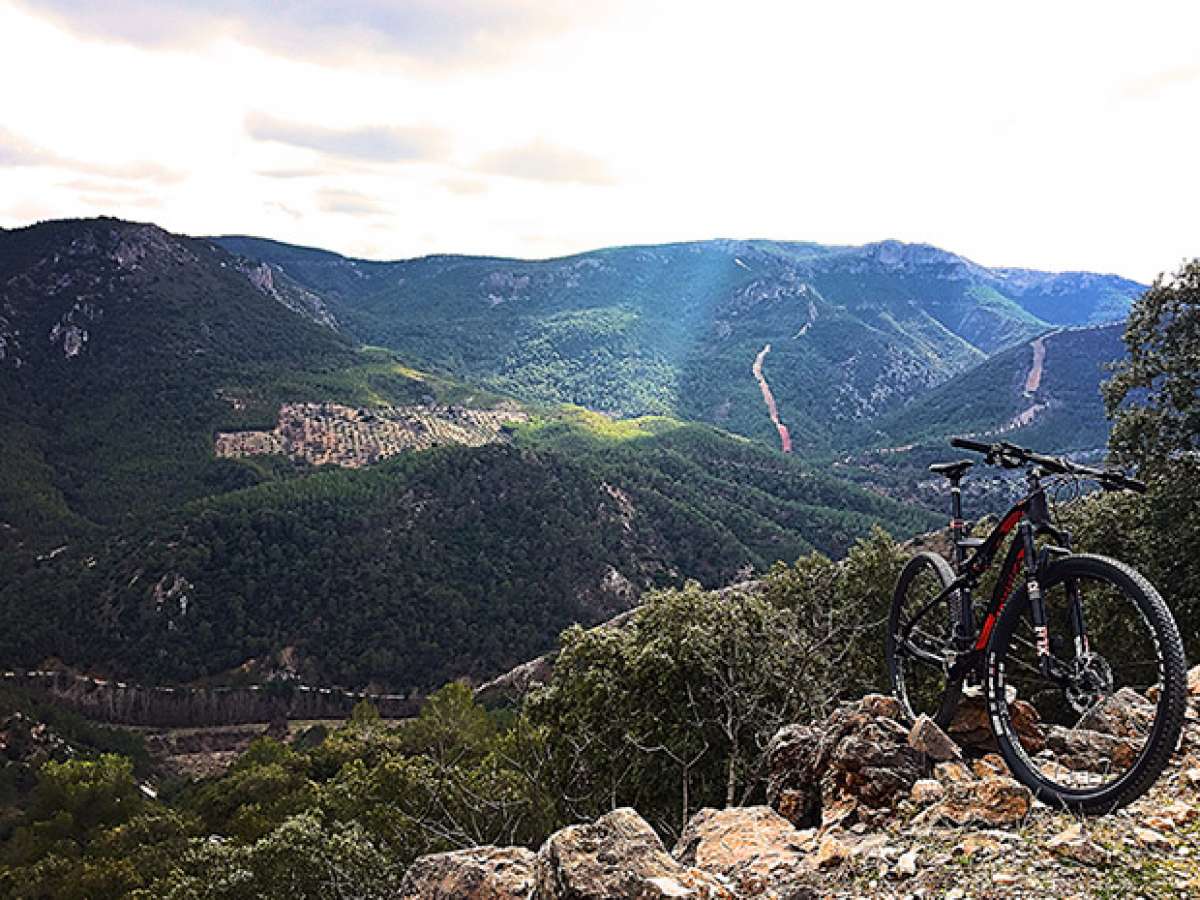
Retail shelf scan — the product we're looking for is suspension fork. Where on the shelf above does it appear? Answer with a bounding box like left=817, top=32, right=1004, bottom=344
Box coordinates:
left=1019, top=520, right=1055, bottom=678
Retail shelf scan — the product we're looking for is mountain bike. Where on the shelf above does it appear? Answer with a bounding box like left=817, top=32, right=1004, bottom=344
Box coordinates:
left=886, top=437, right=1186, bottom=813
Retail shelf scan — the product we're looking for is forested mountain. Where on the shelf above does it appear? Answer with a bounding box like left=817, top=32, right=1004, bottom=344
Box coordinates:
left=0, top=414, right=938, bottom=689
left=215, top=235, right=1144, bottom=453
left=1, top=218, right=944, bottom=690
left=867, top=322, right=1127, bottom=451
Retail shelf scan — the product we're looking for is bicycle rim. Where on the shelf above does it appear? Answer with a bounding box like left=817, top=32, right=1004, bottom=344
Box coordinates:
left=986, top=555, right=1186, bottom=810
left=888, top=553, right=961, bottom=726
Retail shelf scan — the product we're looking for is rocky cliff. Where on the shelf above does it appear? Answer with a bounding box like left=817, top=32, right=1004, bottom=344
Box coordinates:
left=402, top=677, right=1200, bottom=899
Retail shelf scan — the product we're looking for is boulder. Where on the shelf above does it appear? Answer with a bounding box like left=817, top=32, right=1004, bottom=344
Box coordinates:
left=948, top=697, right=1044, bottom=755
left=533, top=807, right=732, bottom=899
left=400, top=845, right=536, bottom=899
left=766, top=695, right=923, bottom=829
left=1044, top=725, right=1137, bottom=773
left=672, top=806, right=814, bottom=897
left=907, top=714, right=961, bottom=761
left=926, top=775, right=1032, bottom=827
left=1078, top=687, right=1155, bottom=739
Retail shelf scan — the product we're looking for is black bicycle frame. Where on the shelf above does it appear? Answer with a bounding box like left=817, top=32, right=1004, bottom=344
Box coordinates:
left=901, top=469, right=1079, bottom=684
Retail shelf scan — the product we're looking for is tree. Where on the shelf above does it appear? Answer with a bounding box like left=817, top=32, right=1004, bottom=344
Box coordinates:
left=525, top=530, right=903, bottom=836
left=1104, top=259, right=1200, bottom=467
left=1074, top=259, right=1200, bottom=656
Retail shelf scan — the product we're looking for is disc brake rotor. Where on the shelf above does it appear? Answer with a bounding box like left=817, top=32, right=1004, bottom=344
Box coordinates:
left=1065, top=651, right=1115, bottom=714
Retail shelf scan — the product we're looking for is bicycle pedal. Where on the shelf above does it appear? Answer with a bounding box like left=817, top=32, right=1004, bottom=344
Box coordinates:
left=962, top=683, right=984, bottom=699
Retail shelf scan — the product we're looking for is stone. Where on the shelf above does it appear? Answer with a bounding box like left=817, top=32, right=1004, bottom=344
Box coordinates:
left=767, top=695, right=923, bottom=829
left=1047, top=823, right=1111, bottom=867
left=1163, top=800, right=1198, bottom=826
left=894, top=848, right=918, bottom=878
left=971, top=753, right=1009, bottom=778
left=930, top=775, right=1032, bottom=827
left=815, top=834, right=850, bottom=868
left=992, top=871, right=1021, bottom=886
left=1133, top=826, right=1172, bottom=850
left=934, top=760, right=974, bottom=784
left=1078, top=687, right=1156, bottom=739
left=1044, top=725, right=1137, bottom=773
left=1187, top=665, right=1200, bottom=697
left=910, top=778, right=945, bottom=805
left=1143, top=815, right=1176, bottom=832
left=956, top=834, right=1001, bottom=859
left=948, top=696, right=1045, bottom=754
left=672, top=806, right=813, bottom=896
left=400, top=845, right=536, bottom=900
left=533, top=808, right=731, bottom=900
left=907, top=715, right=961, bottom=761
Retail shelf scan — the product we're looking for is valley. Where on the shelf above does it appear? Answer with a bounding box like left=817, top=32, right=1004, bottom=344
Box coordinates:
left=0, top=217, right=1142, bottom=701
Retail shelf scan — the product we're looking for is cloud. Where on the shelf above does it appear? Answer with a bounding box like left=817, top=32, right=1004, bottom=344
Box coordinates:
left=14, top=0, right=606, bottom=66
left=0, top=128, right=45, bottom=166
left=441, top=176, right=489, bottom=195
left=478, top=140, right=614, bottom=185
left=1121, top=63, right=1200, bottom=100
left=316, top=188, right=390, bottom=217
left=0, top=127, right=183, bottom=183
left=246, top=112, right=448, bottom=163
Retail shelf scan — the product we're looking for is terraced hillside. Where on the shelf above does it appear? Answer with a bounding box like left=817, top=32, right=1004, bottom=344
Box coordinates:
left=215, top=402, right=528, bottom=468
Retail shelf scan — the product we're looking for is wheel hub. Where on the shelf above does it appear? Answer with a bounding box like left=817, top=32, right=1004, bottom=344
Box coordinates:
left=1065, top=651, right=1114, bottom=713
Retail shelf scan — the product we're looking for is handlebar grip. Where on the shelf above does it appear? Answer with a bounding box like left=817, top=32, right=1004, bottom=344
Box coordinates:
left=950, top=437, right=993, bottom=454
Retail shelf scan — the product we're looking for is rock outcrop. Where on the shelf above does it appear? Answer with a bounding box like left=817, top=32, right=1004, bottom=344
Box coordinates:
left=532, top=808, right=731, bottom=899
left=672, top=806, right=815, bottom=897
left=399, top=845, right=535, bottom=899
left=766, top=694, right=923, bottom=828
left=402, top=672, right=1200, bottom=898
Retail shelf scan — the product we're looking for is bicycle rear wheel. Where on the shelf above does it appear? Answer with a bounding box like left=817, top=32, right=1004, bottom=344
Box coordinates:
left=985, top=554, right=1186, bottom=813
left=887, top=552, right=962, bottom=727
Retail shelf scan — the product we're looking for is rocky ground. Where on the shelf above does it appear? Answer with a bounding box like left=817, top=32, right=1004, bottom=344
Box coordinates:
left=400, top=676, right=1200, bottom=899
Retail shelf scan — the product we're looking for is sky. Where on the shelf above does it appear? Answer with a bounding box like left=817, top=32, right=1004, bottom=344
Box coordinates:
left=0, top=1, right=1197, bottom=281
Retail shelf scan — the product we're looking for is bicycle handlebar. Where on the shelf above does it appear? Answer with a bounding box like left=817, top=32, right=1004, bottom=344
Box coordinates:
left=949, top=437, right=1147, bottom=493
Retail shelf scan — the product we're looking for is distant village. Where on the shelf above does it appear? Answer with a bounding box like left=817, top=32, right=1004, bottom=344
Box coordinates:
left=215, top=401, right=528, bottom=468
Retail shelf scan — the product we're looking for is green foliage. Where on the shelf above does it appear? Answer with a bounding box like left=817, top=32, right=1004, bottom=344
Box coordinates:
left=140, top=813, right=404, bottom=900
left=0, top=417, right=937, bottom=690
left=1104, top=259, right=1200, bottom=467
left=1058, top=259, right=1200, bottom=661
left=526, top=528, right=905, bottom=835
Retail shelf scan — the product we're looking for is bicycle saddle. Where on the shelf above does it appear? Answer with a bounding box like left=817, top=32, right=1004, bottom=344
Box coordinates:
left=928, top=459, right=974, bottom=480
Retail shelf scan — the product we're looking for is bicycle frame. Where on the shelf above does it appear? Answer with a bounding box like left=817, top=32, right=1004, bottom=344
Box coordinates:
left=900, top=468, right=1078, bottom=685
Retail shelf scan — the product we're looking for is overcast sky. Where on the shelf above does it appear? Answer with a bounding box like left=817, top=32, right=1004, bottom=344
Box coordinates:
left=0, top=1, right=1196, bottom=280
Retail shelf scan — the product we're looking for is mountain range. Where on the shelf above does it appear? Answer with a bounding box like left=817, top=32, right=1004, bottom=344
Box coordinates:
left=214, top=234, right=1143, bottom=453
left=0, top=217, right=1144, bottom=690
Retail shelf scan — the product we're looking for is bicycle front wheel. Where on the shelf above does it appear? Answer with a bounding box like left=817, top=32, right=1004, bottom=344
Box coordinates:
left=887, top=551, right=962, bottom=727
left=985, top=554, right=1187, bottom=813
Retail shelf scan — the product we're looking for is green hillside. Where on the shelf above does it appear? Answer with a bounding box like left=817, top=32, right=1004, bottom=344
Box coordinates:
left=0, top=219, right=503, bottom=552
left=1, top=218, right=945, bottom=692
left=0, top=413, right=939, bottom=690
left=866, top=323, right=1126, bottom=451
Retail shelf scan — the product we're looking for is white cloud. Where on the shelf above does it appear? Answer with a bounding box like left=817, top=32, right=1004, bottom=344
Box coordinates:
left=0, top=0, right=1197, bottom=281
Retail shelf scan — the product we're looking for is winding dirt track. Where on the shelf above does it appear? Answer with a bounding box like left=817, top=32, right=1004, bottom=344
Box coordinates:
left=1024, top=335, right=1047, bottom=397
left=752, top=344, right=792, bottom=453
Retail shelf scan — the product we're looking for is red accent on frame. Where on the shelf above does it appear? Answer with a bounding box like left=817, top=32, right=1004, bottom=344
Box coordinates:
left=975, top=547, right=1026, bottom=650
left=998, top=507, right=1024, bottom=533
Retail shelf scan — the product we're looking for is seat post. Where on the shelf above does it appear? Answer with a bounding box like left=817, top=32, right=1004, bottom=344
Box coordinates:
left=949, top=477, right=966, bottom=566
